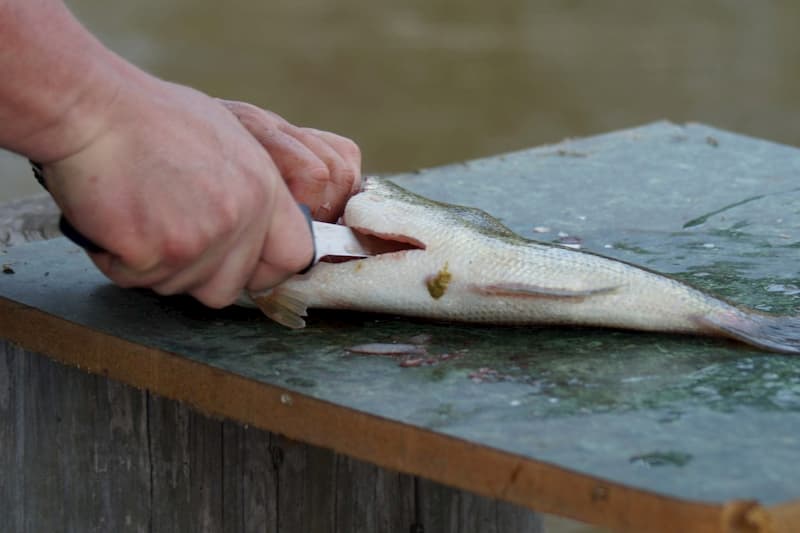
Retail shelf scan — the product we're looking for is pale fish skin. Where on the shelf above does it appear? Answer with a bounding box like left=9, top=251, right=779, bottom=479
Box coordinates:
left=251, top=177, right=800, bottom=354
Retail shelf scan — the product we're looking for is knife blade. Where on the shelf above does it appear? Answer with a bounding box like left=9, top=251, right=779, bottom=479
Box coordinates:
left=239, top=219, right=378, bottom=308
left=310, top=220, right=375, bottom=263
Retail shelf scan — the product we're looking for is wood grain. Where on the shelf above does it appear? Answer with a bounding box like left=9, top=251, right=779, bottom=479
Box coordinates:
left=0, top=307, right=763, bottom=533
left=0, top=340, right=544, bottom=532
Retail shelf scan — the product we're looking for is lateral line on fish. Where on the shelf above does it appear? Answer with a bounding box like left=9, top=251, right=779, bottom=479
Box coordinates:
left=470, top=283, right=619, bottom=299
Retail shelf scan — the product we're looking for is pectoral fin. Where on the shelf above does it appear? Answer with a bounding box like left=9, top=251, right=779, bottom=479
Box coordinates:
left=251, top=289, right=309, bottom=329
left=472, top=282, right=618, bottom=299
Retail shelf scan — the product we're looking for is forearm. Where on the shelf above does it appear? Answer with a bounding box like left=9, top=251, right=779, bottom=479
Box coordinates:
left=0, top=0, right=146, bottom=162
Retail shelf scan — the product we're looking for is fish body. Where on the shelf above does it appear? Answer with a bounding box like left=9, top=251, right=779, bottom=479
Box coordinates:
left=252, top=177, right=800, bottom=354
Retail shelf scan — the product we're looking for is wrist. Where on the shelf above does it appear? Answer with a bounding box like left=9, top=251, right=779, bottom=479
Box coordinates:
left=32, top=58, right=158, bottom=164
left=0, top=0, right=153, bottom=163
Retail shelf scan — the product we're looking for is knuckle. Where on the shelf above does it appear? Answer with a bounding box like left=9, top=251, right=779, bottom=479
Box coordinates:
left=191, top=286, right=239, bottom=309
left=159, top=230, right=204, bottom=266
left=340, top=137, right=361, bottom=160
left=217, top=98, right=239, bottom=109
left=214, top=194, right=242, bottom=236
left=302, top=165, right=330, bottom=186
left=338, top=166, right=356, bottom=184
left=152, top=283, right=178, bottom=296
left=111, top=239, right=159, bottom=274
left=223, top=100, right=285, bottom=132
left=221, top=99, right=255, bottom=118
left=330, top=168, right=357, bottom=197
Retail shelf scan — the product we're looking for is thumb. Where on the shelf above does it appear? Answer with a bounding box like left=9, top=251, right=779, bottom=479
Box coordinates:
left=246, top=185, right=314, bottom=292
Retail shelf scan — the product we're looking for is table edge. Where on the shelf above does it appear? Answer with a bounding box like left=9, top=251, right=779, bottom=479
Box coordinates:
left=2, top=295, right=796, bottom=533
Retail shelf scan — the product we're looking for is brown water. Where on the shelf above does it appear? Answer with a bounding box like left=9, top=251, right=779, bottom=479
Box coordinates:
left=3, top=1, right=799, bottom=201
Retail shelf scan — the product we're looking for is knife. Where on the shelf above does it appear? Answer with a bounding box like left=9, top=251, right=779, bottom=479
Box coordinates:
left=31, top=162, right=377, bottom=265
left=297, top=204, right=376, bottom=271
left=309, top=219, right=374, bottom=264
left=49, top=200, right=375, bottom=268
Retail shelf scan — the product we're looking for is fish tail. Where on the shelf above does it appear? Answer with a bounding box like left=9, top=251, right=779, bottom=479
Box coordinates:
left=251, top=288, right=309, bottom=329
left=696, top=309, right=800, bottom=354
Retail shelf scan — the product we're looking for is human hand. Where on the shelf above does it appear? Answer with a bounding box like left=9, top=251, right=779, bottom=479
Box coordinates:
left=39, top=77, right=329, bottom=308
left=220, top=99, right=361, bottom=222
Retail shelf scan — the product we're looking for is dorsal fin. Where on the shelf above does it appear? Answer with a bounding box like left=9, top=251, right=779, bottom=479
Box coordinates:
left=444, top=204, right=516, bottom=238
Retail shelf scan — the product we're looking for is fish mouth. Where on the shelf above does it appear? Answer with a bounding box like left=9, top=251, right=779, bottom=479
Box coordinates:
left=319, top=226, right=425, bottom=264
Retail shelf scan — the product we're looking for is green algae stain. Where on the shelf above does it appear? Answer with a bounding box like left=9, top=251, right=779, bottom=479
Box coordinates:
left=426, top=263, right=452, bottom=299
left=629, top=451, right=693, bottom=468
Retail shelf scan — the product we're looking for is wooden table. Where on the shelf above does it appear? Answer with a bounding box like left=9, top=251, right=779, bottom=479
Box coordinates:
left=2, top=122, right=799, bottom=532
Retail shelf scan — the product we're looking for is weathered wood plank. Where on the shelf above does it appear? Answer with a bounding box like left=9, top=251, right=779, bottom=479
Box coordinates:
left=374, top=461, right=416, bottom=533
left=417, top=477, right=461, bottom=532
left=1, top=341, right=544, bottom=532
left=148, top=394, right=195, bottom=532
left=497, top=499, right=547, bottom=533
left=190, top=410, right=224, bottom=532
left=242, top=426, right=277, bottom=532
left=59, top=356, right=105, bottom=531
left=1, top=341, right=152, bottom=533
left=274, top=434, right=315, bottom=532
left=305, top=442, right=337, bottom=532
left=96, top=377, right=150, bottom=532
left=23, top=345, right=69, bottom=530
left=335, top=453, right=378, bottom=533
left=0, top=342, right=25, bottom=533
left=460, top=490, right=501, bottom=533
left=418, top=476, right=543, bottom=533
left=222, top=421, right=245, bottom=532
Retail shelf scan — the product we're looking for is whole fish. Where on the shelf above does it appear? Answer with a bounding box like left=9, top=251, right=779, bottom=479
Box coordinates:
left=249, top=177, right=800, bottom=354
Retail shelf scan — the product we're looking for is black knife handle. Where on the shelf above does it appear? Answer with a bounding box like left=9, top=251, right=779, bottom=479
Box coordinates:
left=57, top=215, right=105, bottom=253
left=30, top=160, right=106, bottom=253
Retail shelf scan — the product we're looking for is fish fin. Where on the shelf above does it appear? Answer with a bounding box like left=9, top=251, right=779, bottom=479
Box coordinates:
left=696, top=311, right=800, bottom=355
left=472, top=282, right=618, bottom=299
left=251, top=289, right=308, bottom=329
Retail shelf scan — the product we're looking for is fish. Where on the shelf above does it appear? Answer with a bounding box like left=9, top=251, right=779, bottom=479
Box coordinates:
left=248, top=177, right=800, bottom=354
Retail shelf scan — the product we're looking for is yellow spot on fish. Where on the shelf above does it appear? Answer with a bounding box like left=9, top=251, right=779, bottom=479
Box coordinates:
left=354, top=261, right=364, bottom=273
left=426, top=263, right=452, bottom=299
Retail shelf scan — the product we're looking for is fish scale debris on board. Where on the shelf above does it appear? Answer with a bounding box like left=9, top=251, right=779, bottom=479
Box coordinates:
left=345, top=343, right=426, bottom=356
left=246, top=177, right=800, bottom=355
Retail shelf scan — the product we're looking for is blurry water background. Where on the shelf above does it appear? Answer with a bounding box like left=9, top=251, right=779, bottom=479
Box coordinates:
left=2, top=0, right=799, bottom=202
left=6, top=2, right=798, bottom=531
